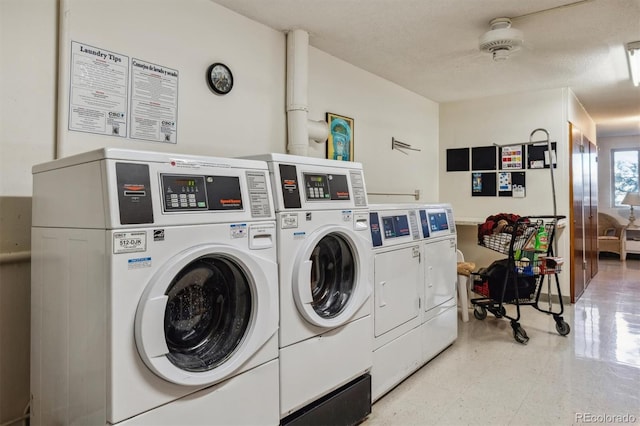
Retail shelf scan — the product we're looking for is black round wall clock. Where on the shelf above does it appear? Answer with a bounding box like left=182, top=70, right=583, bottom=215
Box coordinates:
left=206, top=63, right=234, bottom=95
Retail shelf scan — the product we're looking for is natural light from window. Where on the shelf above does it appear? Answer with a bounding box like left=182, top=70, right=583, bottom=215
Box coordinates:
left=612, top=149, right=639, bottom=207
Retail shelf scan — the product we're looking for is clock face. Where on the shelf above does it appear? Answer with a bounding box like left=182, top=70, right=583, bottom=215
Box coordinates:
left=207, top=63, right=233, bottom=95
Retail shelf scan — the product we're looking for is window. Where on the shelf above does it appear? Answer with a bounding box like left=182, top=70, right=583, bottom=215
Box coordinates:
left=612, top=149, right=640, bottom=207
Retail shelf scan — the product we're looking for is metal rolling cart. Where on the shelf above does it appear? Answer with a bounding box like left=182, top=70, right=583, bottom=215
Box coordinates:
left=470, top=128, right=570, bottom=344
left=471, top=215, right=570, bottom=344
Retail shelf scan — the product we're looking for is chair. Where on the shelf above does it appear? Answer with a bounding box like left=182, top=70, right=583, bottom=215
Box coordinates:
left=597, top=212, right=626, bottom=260
left=456, top=249, right=474, bottom=322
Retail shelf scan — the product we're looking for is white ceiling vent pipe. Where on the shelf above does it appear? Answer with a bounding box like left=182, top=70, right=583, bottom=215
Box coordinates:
left=286, top=29, right=328, bottom=156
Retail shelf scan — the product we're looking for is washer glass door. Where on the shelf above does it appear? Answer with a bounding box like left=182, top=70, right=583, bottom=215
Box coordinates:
left=309, top=233, right=355, bottom=318
left=164, top=256, right=252, bottom=372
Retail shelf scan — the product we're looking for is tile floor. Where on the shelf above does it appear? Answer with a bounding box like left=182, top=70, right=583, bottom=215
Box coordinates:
left=366, top=257, right=640, bottom=425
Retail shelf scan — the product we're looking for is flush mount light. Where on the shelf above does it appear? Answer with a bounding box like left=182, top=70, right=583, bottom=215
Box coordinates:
left=627, top=41, right=640, bottom=87
left=479, top=18, right=524, bottom=62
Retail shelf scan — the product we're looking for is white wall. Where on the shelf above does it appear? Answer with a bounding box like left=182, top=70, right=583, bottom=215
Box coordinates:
left=440, top=88, right=573, bottom=295
left=0, top=1, right=441, bottom=422
left=598, top=134, right=640, bottom=224
left=308, top=48, right=440, bottom=203
left=440, top=88, right=569, bottom=219
left=568, top=90, right=597, bottom=144
left=56, top=0, right=286, bottom=159
left=0, top=0, right=57, bottom=423
left=0, top=0, right=57, bottom=197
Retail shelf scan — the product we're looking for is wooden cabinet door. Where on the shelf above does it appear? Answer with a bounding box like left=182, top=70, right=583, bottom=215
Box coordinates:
left=570, top=124, right=586, bottom=302
left=588, top=139, right=598, bottom=279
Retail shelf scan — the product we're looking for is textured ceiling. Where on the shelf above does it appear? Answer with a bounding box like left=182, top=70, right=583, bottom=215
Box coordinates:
left=211, top=0, right=640, bottom=137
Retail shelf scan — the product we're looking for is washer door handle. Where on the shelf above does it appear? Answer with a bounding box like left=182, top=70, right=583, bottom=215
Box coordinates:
left=296, top=260, right=314, bottom=304
left=137, top=295, right=169, bottom=358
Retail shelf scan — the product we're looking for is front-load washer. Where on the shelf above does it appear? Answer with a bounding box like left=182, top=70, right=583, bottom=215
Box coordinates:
left=245, top=153, right=373, bottom=421
left=31, top=148, right=279, bottom=425
left=417, top=203, right=458, bottom=363
left=368, top=204, right=424, bottom=402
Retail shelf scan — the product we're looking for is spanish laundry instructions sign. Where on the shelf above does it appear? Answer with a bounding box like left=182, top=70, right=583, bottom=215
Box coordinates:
left=130, top=59, right=178, bottom=144
left=68, top=41, right=179, bottom=144
left=69, top=42, right=129, bottom=137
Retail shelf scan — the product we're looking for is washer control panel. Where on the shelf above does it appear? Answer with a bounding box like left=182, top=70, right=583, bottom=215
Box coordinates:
left=161, top=175, right=208, bottom=210
left=303, top=173, right=350, bottom=201
left=161, top=173, right=243, bottom=212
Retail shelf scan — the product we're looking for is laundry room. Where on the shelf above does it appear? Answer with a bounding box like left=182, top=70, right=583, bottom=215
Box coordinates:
left=2, top=1, right=640, bottom=425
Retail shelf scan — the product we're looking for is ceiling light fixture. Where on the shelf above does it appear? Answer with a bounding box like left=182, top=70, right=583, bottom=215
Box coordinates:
left=627, top=41, right=640, bottom=87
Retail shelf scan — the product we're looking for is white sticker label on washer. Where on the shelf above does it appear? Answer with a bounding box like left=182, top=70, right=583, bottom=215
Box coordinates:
left=128, top=257, right=152, bottom=269
left=281, top=213, right=298, bottom=229
left=293, top=231, right=306, bottom=240
left=113, top=231, right=147, bottom=254
left=230, top=223, right=248, bottom=238
left=342, top=210, right=353, bottom=222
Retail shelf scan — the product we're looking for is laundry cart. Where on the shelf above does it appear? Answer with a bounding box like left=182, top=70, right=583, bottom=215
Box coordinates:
left=471, top=215, right=569, bottom=344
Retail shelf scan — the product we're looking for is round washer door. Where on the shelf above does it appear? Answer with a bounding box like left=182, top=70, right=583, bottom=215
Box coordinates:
left=134, top=244, right=277, bottom=386
left=292, top=225, right=371, bottom=328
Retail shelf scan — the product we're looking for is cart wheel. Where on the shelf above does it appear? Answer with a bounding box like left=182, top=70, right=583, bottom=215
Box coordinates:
left=473, top=305, right=487, bottom=320
left=555, top=320, right=571, bottom=336
left=511, top=322, right=529, bottom=344
left=494, top=305, right=507, bottom=318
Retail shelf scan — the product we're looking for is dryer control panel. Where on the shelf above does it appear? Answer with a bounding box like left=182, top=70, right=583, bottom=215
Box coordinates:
left=419, top=206, right=456, bottom=239
left=370, top=209, right=420, bottom=248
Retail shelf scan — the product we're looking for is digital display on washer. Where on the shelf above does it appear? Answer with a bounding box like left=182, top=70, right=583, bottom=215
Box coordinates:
left=303, top=173, right=350, bottom=201
left=161, top=174, right=243, bottom=211
left=428, top=211, right=449, bottom=232
left=382, top=215, right=410, bottom=238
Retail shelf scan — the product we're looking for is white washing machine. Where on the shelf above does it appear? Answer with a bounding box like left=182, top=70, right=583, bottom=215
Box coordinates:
left=416, top=204, right=458, bottom=363
left=31, top=149, right=279, bottom=425
left=246, top=154, right=373, bottom=422
left=368, top=204, right=424, bottom=402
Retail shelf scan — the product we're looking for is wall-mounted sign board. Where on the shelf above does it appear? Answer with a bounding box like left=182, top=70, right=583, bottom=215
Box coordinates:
left=527, top=142, right=557, bottom=169
left=498, top=171, right=526, bottom=197
left=446, top=148, right=470, bottom=171
left=472, top=146, right=497, bottom=171
left=471, top=172, right=496, bottom=196
left=499, top=145, right=524, bottom=170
